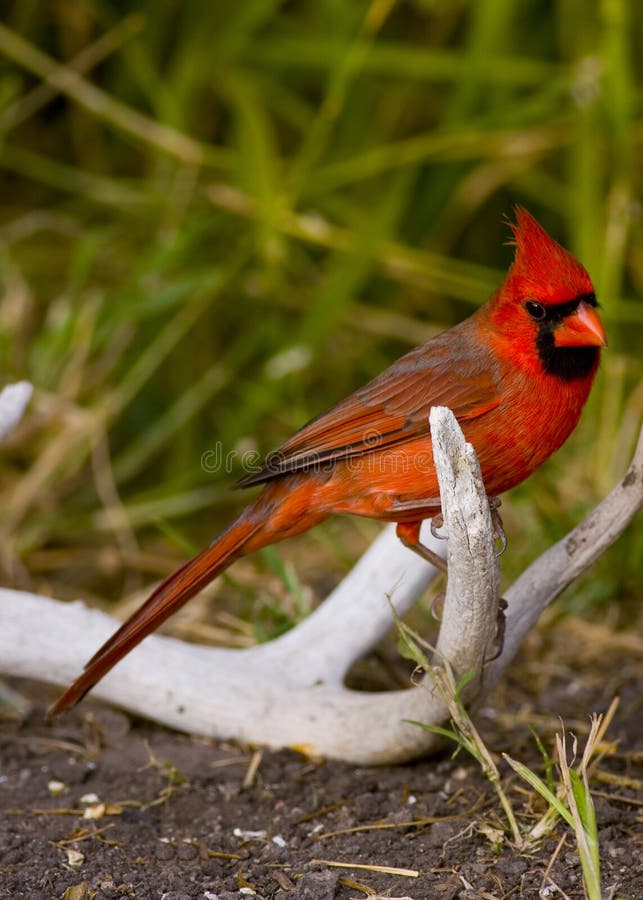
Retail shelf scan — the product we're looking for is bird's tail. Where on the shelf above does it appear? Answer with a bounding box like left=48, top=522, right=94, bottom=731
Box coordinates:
left=47, top=513, right=264, bottom=716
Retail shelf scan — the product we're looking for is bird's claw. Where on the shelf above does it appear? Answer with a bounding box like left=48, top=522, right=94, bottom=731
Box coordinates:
left=428, top=501, right=506, bottom=556
left=430, top=513, right=446, bottom=540
left=431, top=591, right=445, bottom=622
left=488, top=597, right=508, bottom=662
left=488, top=497, right=507, bottom=557
left=494, top=529, right=508, bottom=557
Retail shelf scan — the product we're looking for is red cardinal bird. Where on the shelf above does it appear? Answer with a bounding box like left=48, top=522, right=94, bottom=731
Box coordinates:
left=49, top=208, right=606, bottom=715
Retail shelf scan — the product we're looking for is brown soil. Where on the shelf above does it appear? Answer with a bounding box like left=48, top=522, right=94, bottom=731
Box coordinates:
left=1, top=618, right=641, bottom=900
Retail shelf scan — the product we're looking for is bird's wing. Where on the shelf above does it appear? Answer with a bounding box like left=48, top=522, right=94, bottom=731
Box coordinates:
left=237, top=333, right=501, bottom=488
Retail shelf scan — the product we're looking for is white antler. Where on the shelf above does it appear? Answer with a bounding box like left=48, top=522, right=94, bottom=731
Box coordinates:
left=2, top=383, right=641, bottom=764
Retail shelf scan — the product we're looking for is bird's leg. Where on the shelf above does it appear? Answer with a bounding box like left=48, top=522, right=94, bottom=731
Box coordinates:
left=395, top=520, right=447, bottom=573
left=488, top=496, right=507, bottom=557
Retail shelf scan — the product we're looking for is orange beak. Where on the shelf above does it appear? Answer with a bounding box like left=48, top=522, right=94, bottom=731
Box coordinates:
left=554, top=300, right=607, bottom=348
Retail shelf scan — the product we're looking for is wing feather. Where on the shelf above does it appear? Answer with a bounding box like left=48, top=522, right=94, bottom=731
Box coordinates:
left=237, top=329, right=501, bottom=488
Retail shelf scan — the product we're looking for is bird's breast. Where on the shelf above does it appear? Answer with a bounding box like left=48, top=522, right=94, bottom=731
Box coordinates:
left=467, top=369, right=595, bottom=496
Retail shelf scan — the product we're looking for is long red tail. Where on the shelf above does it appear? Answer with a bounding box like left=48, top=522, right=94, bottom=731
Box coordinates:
left=47, top=514, right=262, bottom=716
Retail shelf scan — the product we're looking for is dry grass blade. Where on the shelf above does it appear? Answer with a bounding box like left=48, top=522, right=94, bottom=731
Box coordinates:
left=316, top=799, right=484, bottom=840
left=311, top=859, right=419, bottom=878
left=242, top=749, right=263, bottom=789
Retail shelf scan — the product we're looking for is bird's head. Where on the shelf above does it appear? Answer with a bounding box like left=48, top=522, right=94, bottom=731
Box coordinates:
left=490, top=207, right=606, bottom=380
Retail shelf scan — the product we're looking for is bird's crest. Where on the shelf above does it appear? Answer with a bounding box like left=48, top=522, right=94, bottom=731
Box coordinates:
left=504, top=207, right=594, bottom=304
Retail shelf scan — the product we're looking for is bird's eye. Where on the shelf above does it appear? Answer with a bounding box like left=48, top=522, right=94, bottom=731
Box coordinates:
left=525, top=300, right=546, bottom=320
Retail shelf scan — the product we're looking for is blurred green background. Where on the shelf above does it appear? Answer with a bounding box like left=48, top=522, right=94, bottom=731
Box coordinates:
left=0, top=0, right=641, bottom=639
